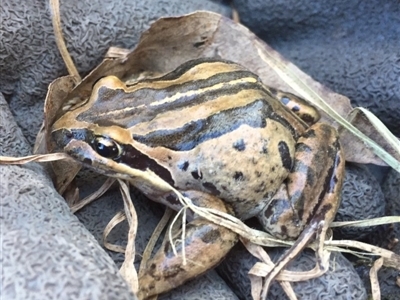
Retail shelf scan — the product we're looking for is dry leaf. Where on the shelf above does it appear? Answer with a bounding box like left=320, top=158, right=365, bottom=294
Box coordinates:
left=41, top=76, right=82, bottom=194
left=339, top=107, right=400, bottom=165
left=46, top=11, right=396, bottom=167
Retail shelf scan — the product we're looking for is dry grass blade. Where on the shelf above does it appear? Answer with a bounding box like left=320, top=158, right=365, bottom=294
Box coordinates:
left=244, top=239, right=298, bottom=300
left=180, top=186, right=398, bottom=296
left=326, top=240, right=400, bottom=269
left=63, top=183, right=80, bottom=207
left=279, top=283, right=297, bottom=300
left=103, top=211, right=127, bottom=253
left=173, top=196, right=290, bottom=248
left=139, top=208, right=174, bottom=277
left=0, top=153, right=71, bottom=164
left=118, top=179, right=139, bottom=294
left=331, top=216, right=400, bottom=228
left=370, top=257, right=384, bottom=300
left=231, top=8, right=240, bottom=23
left=70, top=178, right=116, bottom=213
left=248, top=254, right=331, bottom=282
left=49, top=0, right=81, bottom=82
left=165, top=188, right=400, bottom=269
left=260, top=223, right=329, bottom=299
left=168, top=207, right=189, bottom=264
left=249, top=273, right=263, bottom=300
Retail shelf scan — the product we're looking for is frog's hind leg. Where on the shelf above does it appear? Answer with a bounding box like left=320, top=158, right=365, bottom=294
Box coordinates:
left=138, top=190, right=238, bottom=299
left=256, top=123, right=345, bottom=297
left=257, top=122, right=344, bottom=240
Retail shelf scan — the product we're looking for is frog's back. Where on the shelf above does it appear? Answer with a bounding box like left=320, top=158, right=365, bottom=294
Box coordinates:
left=127, top=59, right=306, bottom=140
left=77, top=58, right=305, bottom=136
left=121, top=59, right=307, bottom=218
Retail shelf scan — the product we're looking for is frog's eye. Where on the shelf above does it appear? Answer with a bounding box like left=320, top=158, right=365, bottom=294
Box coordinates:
left=92, top=137, right=122, bottom=159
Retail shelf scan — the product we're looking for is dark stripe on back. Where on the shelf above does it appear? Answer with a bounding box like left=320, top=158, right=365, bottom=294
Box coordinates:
left=77, top=71, right=263, bottom=128
left=126, top=70, right=259, bottom=100
left=132, top=99, right=274, bottom=151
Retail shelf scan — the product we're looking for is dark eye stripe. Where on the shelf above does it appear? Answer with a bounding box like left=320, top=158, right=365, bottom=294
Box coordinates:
left=117, top=144, right=175, bottom=186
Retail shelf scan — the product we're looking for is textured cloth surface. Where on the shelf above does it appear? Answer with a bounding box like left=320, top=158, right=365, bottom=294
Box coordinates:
left=0, top=93, right=136, bottom=300
left=219, top=244, right=367, bottom=300
left=1, top=0, right=396, bottom=299
left=234, top=0, right=400, bottom=136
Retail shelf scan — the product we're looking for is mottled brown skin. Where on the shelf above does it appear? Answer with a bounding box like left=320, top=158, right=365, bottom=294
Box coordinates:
left=138, top=191, right=238, bottom=299
left=259, top=123, right=344, bottom=239
left=51, top=58, right=345, bottom=299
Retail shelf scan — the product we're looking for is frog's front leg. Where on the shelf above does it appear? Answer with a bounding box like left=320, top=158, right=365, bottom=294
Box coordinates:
left=138, top=190, right=238, bottom=299
left=258, top=122, right=345, bottom=239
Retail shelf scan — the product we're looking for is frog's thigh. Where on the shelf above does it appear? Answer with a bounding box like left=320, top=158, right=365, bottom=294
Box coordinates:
left=258, top=123, right=344, bottom=239
left=138, top=190, right=238, bottom=299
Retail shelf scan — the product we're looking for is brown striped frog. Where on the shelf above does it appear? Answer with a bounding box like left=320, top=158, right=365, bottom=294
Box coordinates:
left=51, top=58, right=345, bottom=298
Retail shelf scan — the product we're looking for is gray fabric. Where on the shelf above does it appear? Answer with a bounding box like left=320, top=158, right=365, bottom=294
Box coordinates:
left=218, top=244, right=367, bottom=300
left=0, top=93, right=136, bottom=300
left=1, top=0, right=395, bottom=299
left=334, top=163, right=386, bottom=239
left=233, top=0, right=400, bottom=136
left=378, top=169, right=400, bottom=298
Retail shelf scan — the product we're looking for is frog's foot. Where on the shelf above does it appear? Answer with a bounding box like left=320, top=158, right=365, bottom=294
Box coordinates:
left=138, top=190, right=238, bottom=299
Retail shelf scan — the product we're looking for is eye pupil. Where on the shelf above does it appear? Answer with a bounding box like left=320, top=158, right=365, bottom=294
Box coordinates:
left=93, top=137, right=120, bottom=158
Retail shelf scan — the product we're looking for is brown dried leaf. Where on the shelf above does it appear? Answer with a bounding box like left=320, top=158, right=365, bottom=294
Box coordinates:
left=52, top=11, right=394, bottom=167
left=42, top=76, right=82, bottom=194
left=339, top=107, right=400, bottom=165
left=34, top=75, right=75, bottom=156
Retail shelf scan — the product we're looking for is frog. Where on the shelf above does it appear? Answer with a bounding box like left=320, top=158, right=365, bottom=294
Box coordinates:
left=51, top=58, right=345, bottom=298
